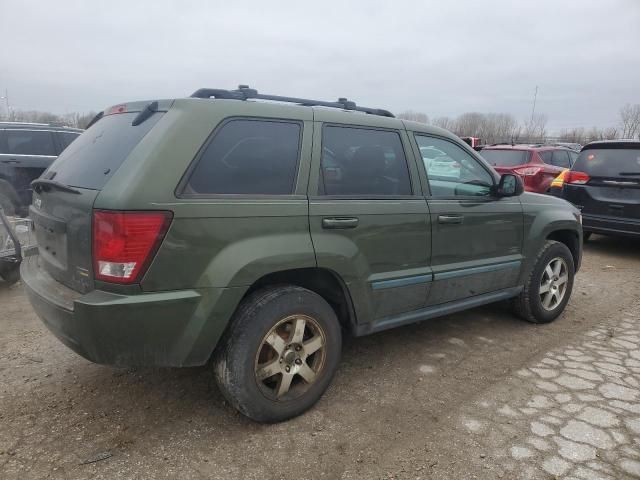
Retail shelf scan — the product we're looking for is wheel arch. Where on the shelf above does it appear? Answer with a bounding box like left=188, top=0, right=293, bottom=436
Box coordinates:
left=243, top=267, right=358, bottom=334
left=546, top=229, right=581, bottom=272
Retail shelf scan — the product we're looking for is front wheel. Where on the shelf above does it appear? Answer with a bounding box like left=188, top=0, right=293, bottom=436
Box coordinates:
left=512, top=240, right=575, bottom=324
left=214, top=285, right=342, bottom=423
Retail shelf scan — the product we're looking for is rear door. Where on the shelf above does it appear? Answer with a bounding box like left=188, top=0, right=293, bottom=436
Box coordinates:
left=564, top=146, right=640, bottom=226
left=412, top=134, right=524, bottom=305
left=308, top=115, right=430, bottom=329
left=30, top=106, right=166, bottom=293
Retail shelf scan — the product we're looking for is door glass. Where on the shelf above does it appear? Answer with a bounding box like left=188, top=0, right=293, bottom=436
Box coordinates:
left=415, top=135, right=494, bottom=197
left=550, top=150, right=571, bottom=168
left=57, top=132, right=81, bottom=151
left=538, top=151, right=553, bottom=164
left=320, top=126, right=411, bottom=196
left=5, top=130, right=56, bottom=156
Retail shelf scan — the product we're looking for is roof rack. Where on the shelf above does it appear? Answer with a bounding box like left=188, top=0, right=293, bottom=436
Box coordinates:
left=190, top=85, right=395, bottom=118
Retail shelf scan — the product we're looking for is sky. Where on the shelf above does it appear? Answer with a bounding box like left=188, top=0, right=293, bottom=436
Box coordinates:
left=1, top=0, right=639, bottom=132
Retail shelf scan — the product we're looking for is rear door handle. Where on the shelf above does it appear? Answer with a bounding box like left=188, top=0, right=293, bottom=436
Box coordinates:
left=438, top=215, right=464, bottom=225
left=322, top=217, right=359, bottom=229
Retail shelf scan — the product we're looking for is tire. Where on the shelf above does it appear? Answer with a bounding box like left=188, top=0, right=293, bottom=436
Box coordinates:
left=0, top=262, right=20, bottom=285
left=583, top=232, right=592, bottom=242
left=512, top=240, right=575, bottom=324
left=0, top=193, right=16, bottom=217
left=213, top=285, right=342, bottom=423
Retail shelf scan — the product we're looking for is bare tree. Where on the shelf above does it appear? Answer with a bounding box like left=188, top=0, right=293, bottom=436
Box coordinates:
left=397, top=110, right=429, bottom=124
left=523, top=113, right=547, bottom=143
left=620, top=104, right=640, bottom=139
left=431, top=116, right=455, bottom=131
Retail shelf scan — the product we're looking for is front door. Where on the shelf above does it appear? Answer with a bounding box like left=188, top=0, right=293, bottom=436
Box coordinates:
left=308, top=119, right=431, bottom=330
left=412, top=134, right=524, bottom=305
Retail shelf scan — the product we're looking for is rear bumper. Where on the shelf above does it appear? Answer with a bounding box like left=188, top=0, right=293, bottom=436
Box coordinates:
left=21, top=255, right=242, bottom=367
left=582, top=214, right=640, bottom=238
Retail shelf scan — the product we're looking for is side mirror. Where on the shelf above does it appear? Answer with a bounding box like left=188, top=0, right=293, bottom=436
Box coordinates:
left=495, top=173, right=524, bottom=197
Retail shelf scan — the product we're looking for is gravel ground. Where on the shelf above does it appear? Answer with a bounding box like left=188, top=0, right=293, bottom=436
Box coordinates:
left=1, top=234, right=639, bottom=480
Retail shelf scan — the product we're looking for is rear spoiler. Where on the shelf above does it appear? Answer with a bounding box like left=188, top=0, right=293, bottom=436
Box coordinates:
left=86, top=99, right=174, bottom=129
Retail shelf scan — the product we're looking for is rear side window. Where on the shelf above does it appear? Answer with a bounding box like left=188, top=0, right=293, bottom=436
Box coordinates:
left=320, top=126, right=411, bottom=196
left=47, top=112, right=164, bottom=190
left=3, top=130, right=56, bottom=156
left=57, top=131, right=81, bottom=151
left=185, top=119, right=301, bottom=195
left=573, top=148, right=640, bottom=177
left=550, top=150, right=571, bottom=168
left=480, top=149, right=530, bottom=167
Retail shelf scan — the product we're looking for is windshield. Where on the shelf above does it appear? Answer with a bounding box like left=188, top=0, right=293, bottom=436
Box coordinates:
left=573, top=148, right=640, bottom=177
left=480, top=149, right=530, bottom=167
left=46, top=112, right=164, bottom=190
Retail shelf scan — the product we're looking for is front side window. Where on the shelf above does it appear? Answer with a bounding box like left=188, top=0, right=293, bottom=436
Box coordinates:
left=185, top=119, right=301, bottom=195
left=320, top=126, right=411, bottom=196
left=415, top=135, right=494, bottom=197
left=4, top=130, right=56, bottom=156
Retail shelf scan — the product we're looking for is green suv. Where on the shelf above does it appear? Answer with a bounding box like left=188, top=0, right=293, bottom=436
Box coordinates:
left=21, top=86, right=582, bottom=422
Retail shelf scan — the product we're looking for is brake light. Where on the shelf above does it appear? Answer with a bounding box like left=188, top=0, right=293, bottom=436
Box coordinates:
left=93, top=210, right=173, bottom=284
left=566, top=171, right=590, bottom=185
left=106, top=104, right=127, bottom=115
left=514, top=166, right=542, bottom=176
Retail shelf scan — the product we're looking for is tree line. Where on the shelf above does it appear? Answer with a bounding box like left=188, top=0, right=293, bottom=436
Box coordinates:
left=2, top=102, right=639, bottom=145
left=1, top=109, right=97, bottom=129
left=398, top=104, right=640, bottom=145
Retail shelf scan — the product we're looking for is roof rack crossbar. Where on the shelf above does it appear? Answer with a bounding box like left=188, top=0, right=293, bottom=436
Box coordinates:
left=190, top=85, right=395, bottom=118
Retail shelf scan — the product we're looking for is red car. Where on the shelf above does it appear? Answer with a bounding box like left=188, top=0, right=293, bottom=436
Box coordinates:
left=480, top=144, right=578, bottom=193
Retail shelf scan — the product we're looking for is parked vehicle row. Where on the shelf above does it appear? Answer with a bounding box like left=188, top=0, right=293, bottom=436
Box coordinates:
left=21, top=86, right=582, bottom=423
left=0, top=122, right=82, bottom=216
left=559, top=140, right=640, bottom=240
left=479, top=144, right=578, bottom=194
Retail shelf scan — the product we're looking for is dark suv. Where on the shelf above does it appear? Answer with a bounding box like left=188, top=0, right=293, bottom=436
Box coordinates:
left=21, top=87, right=582, bottom=422
left=0, top=122, right=82, bottom=216
left=562, top=140, right=640, bottom=239
left=480, top=144, right=578, bottom=194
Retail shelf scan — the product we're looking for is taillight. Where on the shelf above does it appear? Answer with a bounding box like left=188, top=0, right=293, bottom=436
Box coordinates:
left=566, top=171, right=590, bottom=185
left=514, top=166, right=542, bottom=176
left=93, top=210, right=173, bottom=284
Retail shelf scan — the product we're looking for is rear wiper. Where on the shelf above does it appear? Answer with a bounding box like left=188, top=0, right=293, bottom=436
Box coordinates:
left=31, top=179, right=81, bottom=195
left=619, top=172, right=640, bottom=176
left=131, top=101, right=158, bottom=126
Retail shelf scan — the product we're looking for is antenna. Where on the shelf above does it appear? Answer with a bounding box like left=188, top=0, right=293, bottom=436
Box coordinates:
left=530, top=85, right=538, bottom=124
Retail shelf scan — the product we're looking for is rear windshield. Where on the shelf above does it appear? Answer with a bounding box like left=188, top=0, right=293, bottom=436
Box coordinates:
left=46, top=112, right=164, bottom=190
left=480, top=149, right=530, bottom=167
left=573, top=148, right=640, bottom=177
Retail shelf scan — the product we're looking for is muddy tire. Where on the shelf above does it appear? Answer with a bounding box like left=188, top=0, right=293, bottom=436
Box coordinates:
left=213, top=285, right=342, bottom=423
left=512, top=240, right=575, bottom=324
left=0, top=262, right=20, bottom=285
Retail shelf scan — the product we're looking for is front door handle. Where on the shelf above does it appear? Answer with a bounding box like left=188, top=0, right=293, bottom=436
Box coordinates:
left=322, top=217, right=359, bottom=229
left=438, top=214, right=464, bottom=225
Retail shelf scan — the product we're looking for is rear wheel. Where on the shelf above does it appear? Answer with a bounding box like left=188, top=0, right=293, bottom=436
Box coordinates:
left=0, top=262, right=20, bottom=285
left=214, top=285, right=342, bottom=423
left=512, top=240, right=575, bottom=324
